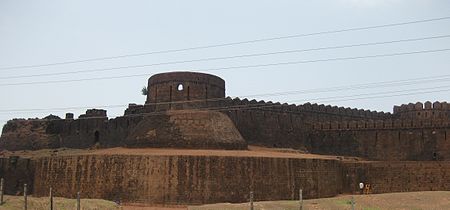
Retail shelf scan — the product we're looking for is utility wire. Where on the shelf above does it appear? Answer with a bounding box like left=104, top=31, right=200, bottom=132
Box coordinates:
left=1, top=48, right=449, bottom=87
left=2, top=34, right=450, bottom=79
left=203, top=48, right=450, bottom=72
left=1, top=72, right=450, bottom=113
left=208, top=85, right=450, bottom=112
left=2, top=85, right=450, bottom=123
left=320, top=88, right=450, bottom=104
left=0, top=16, right=449, bottom=71
left=10, top=85, right=450, bottom=114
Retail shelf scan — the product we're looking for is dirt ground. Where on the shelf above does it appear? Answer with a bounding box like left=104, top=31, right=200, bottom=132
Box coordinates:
left=189, top=191, right=450, bottom=210
left=1, top=191, right=448, bottom=210
left=0, top=195, right=118, bottom=210
left=0, top=145, right=365, bottom=161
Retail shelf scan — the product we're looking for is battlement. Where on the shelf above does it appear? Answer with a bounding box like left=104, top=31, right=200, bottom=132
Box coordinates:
left=221, top=97, right=390, bottom=119
left=312, top=118, right=450, bottom=130
left=393, top=101, right=449, bottom=120
left=393, top=101, right=449, bottom=112
left=3, top=71, right=449, bottom=162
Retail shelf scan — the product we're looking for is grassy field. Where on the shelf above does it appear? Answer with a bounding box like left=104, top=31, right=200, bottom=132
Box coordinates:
left=1, top=191, right=449, bottom=210
left=189, top=191, right=450, bottom=210
left=0, top=195, right=119, bottom=210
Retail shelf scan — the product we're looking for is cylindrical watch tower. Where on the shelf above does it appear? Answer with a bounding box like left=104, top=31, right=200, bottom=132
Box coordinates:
left=145, top=71, right=225, bottom=110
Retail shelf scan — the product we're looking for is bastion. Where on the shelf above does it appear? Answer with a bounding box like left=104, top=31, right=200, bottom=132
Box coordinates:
left=1, top=71, right=450, bottom=205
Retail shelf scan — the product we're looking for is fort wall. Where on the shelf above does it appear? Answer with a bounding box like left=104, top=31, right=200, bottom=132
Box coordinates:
left=393, top=101, right=450, bottom=120
left=31, top=155, right=341, bottom=204
left=215, top=97, right=391, bottom=150
left=2, top=156, right=450, bottom=205
left=310, top=119, right=450, bottom=160
left=342, top=161, right=450, bottom=194
left=6, top=100, right=450, bottom=161
left=0, top=157, right=34, bottom=195
left=0, top=110, right=246, bottom=151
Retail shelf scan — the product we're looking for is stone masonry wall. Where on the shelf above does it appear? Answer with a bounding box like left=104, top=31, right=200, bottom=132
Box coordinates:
left=2, top=155, right=450, bottom=205
left=342, top=161, right=450, bottom=194
left=0, top=111, right=246, bottom=151
left=311, top=119, right=450, bottom=160
left=32, top=155, right=341, bottom=204
left=393, top=101, right=450, bottom=120
left=0, top=157, right=34, bottom=195
left=218, top=98, right=391, bottom=150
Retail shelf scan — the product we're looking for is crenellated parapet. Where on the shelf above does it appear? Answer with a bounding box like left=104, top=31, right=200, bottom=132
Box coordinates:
left=5, top=71, right=450, bottom=162
left=214, top=97, right=390, bottom=121
left=312, top=118, right=450, bottom=130
left=393, top=101, right=450, bottom=120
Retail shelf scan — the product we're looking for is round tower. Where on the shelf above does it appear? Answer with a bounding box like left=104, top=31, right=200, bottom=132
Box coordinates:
left=145, top=72, right=225, bottom=110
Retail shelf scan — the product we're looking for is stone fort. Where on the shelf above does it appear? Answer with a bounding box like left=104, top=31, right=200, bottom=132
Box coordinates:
left=0, top=71, right=449, bottom=205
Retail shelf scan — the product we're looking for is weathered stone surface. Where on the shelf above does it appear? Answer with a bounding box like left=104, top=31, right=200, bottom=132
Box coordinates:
left=1, top=72, right=449, bottom=161
left=0, top=157, right=34, bottom=195
left=125, top=110, right=247, bottom=149
left=17, top=155, right=340, bottom=204
left=0, top=110, right=246, bottom=150
left=1, top=71, right=450, bottom=205
left=145, top=71, right=225, bottom=111
left=342, top=161, right=450, bottom=194
left=1, top=155, right=449, bottom=205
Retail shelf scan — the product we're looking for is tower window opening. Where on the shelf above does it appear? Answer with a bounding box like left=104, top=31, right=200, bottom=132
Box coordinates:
left=177, top=84, right=184, bottom=91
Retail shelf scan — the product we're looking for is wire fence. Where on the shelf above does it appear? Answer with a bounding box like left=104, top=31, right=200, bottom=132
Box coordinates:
left=0, top=176, right=388, bottom=210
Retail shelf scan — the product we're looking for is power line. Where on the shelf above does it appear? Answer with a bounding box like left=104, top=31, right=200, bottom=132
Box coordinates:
left=206, top=87, right=450, bottom=114
left=0, top=75, right=450, bottom=114
left=320, top=88, right=450, bottom=104
left=203, top=48, right=450, bottom=72
left=2, top=34, right=450, bottom=80
left=297, top=84, right=450, bottom=103
left=1, top=16, right=449, bottom=71
left=1, top=48, right=449, bottom=87
left=1, top=72, right=450, bottom=113
left=0, top=104, right=127, bottom=113
left=2, top=85, right=449, bottom=123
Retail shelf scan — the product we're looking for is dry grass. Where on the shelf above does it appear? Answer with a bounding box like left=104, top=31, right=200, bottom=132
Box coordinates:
left=189, top=191, right=450, bottom=210
left=1, top=191, right=448, bottom=210
left=0, top=195, right=119, bottom=210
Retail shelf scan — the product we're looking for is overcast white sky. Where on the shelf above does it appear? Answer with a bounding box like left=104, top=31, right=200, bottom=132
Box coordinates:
left=0, top=0, right=449, bottom=127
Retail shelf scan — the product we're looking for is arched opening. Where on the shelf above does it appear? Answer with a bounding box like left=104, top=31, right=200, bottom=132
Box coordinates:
left=177, top=83, right=184, bottom=91
left=94, top=131, right=100, bottom=144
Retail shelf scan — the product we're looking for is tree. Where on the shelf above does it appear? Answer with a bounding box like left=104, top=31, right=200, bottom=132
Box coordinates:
left=141, top=86, right=148, bottom=96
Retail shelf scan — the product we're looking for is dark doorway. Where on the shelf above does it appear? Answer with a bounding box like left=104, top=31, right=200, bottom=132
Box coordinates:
left=94, top=131, right=100, bottom=144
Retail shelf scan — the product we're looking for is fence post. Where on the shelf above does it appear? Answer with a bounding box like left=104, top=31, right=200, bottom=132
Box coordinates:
left=24, top=184, right=27, bottom=210
left=351, top=196, right=355, bottom=210
left=0, top=178, right=4, bottom=205
left=299, top=189, right=303, bottom=210
left=249, top=191, right=254, bottom=210
left=77, top=191, right=80, bottom=210
left=49, top=187, right=53, bottom=210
